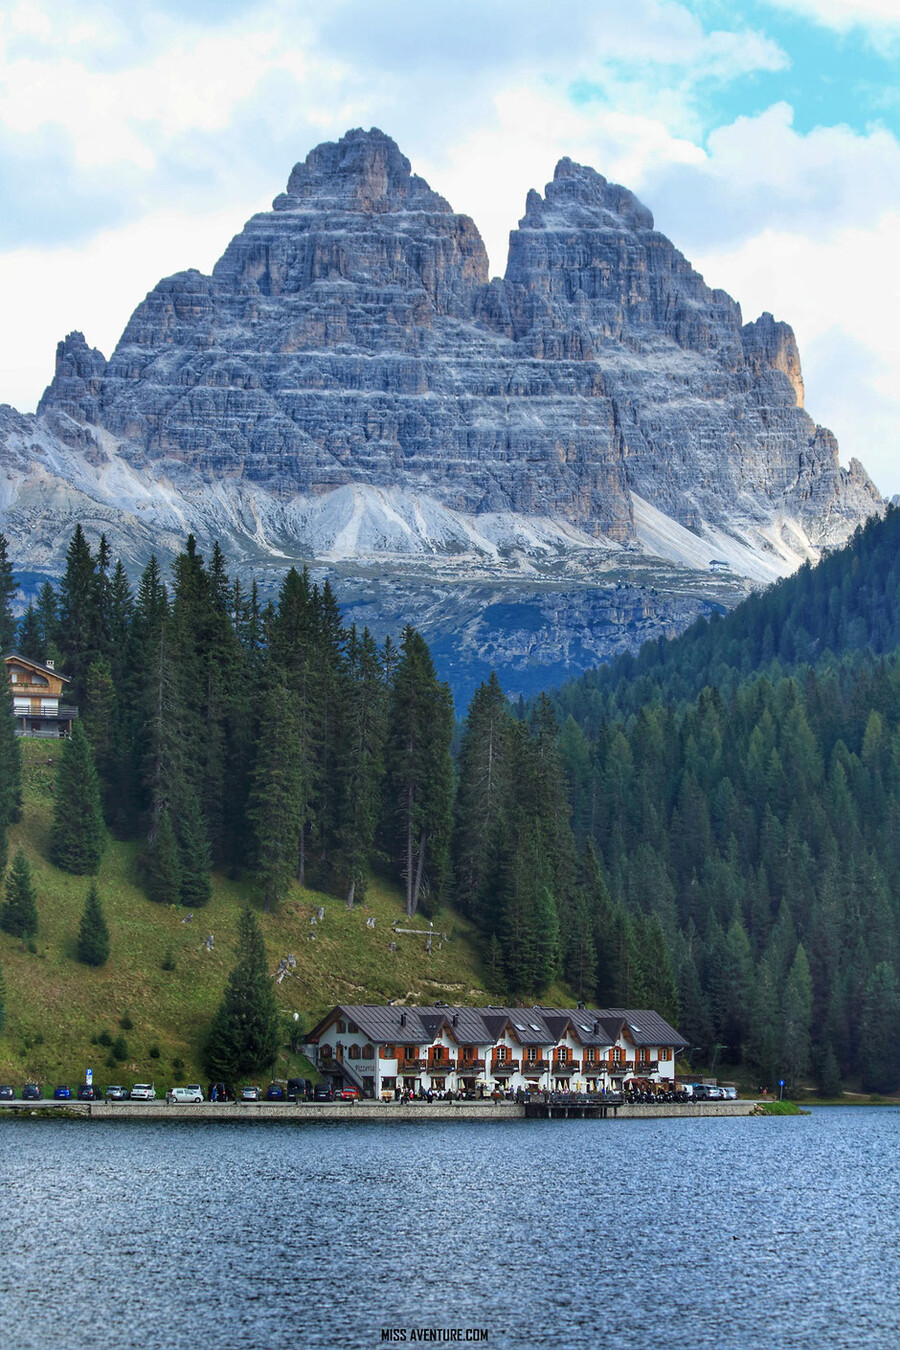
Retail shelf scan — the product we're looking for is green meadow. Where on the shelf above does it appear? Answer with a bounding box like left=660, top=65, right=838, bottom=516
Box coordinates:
left=0, top=739, right=502, bottom=1090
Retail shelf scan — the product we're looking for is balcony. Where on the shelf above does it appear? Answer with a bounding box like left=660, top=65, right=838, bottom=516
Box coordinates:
left=551, top=1059, right=575, bottom=1075
left=490, top=1058, right=519, bottom=1075
left=520, top=1059, right=549, bottom=1075
left=426, top=1059, right=452, bottom=1073
left=456, top=1059, right=485, bottom=1075
left=632, top=1061, right=659, bottom=1075
left=398, top=1058, right=426, bottom=1072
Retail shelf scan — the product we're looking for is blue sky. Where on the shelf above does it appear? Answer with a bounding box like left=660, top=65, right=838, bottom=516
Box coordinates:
left=0, top=0, right=897, bottom=491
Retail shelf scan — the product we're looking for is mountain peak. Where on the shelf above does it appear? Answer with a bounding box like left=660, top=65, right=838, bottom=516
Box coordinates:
left=273, top=126, right=451, bottom=216
left=517, top=158, right=655, bottom=232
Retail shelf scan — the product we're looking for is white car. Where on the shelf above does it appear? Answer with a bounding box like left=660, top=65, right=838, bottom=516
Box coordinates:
left=707, top=1086, right=727, bottom=1100
left=129, top=1083, right=156, bottom=1101
left=166, top=1085, right=205, bottom=1104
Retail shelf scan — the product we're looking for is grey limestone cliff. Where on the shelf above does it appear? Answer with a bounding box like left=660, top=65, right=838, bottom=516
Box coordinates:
left=1, top=127, right=883, bottom=697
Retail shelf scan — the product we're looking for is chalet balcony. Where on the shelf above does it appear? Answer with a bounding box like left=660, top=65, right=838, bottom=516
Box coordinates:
left=633, top=1061, right=659, bottom=1075
left=398, top=1058, right=426, bottom=1072
left=456, top=1059, right=485, bottom=1075
left=551, top=1060, right=575, bottom=1075
left=426, top=1059, right=453, bottom=1073
left=520, top=1059, right=549, bottom=1075
left=581, top=1061, right=606, bottom=1075
left=607, top=1061, right=629, bottom=1074
left=490, top=1058, right=519, bottom=1075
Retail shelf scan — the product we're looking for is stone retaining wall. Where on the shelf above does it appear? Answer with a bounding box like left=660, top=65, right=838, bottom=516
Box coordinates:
left=2, top=1099, right=759, bottom=1123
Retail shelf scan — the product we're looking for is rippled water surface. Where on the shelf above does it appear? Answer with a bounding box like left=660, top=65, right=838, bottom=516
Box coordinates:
left=1, top=1108, right=896, bottom=1350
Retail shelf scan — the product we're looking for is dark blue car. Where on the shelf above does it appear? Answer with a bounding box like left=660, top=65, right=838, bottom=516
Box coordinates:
left=22, top=1083, right=41, bottom=1100
left=264, top=1083, right=285, bottom=1101
left=53, top=1085, right=72, bottom=1099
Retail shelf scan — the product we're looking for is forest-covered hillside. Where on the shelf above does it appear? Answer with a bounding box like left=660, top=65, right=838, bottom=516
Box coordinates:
left=1, top=511, right=899, bottom=1095
left=546, top=509, right=900, bottom=1094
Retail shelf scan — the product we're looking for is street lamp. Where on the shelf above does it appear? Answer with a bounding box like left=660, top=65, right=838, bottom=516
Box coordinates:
left=710, top=1043, right=728, bottom=1075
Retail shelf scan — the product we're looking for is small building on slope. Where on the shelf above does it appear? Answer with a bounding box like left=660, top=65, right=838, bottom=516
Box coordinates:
left=4, top=653, right=78, bottom=738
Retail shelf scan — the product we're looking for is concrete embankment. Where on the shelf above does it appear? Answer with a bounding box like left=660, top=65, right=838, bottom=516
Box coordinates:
left=2, top=1099, right=759, bottom=1122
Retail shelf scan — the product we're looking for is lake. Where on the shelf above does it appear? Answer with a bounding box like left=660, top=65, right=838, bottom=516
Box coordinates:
left=1, top=1107, right=896, bottom=1349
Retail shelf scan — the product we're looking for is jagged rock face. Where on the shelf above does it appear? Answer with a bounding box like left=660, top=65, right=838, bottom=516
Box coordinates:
left=34, top=129, right=877, bottom=551
left=3, top=127, right=884, bottom=697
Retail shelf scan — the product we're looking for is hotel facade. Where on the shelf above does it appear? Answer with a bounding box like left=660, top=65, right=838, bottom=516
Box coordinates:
left=305, top=1004, right=687, bottom=1099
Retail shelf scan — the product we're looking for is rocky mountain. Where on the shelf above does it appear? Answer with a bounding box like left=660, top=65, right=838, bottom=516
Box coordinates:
left=0, top=128, right=882, bottom=700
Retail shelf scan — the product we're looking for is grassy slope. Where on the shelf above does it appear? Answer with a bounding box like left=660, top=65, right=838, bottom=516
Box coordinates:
left=0, top=740, right=547, bottom=1089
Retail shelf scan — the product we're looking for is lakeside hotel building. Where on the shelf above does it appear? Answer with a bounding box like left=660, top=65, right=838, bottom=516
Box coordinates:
left=306, top=1005, right=687, bottom=1098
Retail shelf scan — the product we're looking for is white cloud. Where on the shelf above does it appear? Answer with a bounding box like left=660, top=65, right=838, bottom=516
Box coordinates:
left=0, top=0, right=898, bottom=500
left=692, top=214, right=900, bottom=494
left=763, top=0, right=900, bottom=38
left=0, top=207, right=245, bottom=409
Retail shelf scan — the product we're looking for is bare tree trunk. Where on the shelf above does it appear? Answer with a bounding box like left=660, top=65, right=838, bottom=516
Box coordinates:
left=346, top=878, right=356, bottom=910
left=410, top=829, right=427, bottom=917
left=405, top=810, right=414, bottom=916
left=297, top=823, right=306, bottom=887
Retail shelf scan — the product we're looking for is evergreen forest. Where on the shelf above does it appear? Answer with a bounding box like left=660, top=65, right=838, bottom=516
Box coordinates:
left=1, top=508, right=899, bottom=1095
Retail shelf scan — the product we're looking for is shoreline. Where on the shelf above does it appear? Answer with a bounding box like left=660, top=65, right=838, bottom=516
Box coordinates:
left=0, top=1098, right=760, bottom=1122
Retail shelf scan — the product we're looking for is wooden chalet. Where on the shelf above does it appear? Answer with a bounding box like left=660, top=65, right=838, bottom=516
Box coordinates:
left=4, top=653, right=78, bottom=738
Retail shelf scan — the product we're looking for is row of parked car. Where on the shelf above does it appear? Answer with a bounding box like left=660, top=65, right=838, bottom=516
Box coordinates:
left=0, top=1078, right=354, bottom=1103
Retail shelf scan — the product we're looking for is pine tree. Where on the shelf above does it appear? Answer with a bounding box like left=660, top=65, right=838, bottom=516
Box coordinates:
left=49, top=720, right=105, bottom=874
left=142, top=807, right=181, bottom=905
left=248, top=683, right=306, bottom=911
left=177, top=786, right=212, bottom=909
left=384, top=625, right=454, bottom=917
left=58, top=525, right=100, bottom=699
left=0, top=533, right=17, bottom=653
left=781, top=942, right=813, bottom=1091
left=0, top=960, right=5, bottom=1033
left=452, top=673, right=512, bottom=922
left=83, top=656, right=117, bottom=768
left=859, top=962, right=900, bottom=1093
left=335, top=627, right=385, bottom=907
left=0, top=678, right=22, bottom=836
left=1, top=849, right=37, bottom=937
left=77, top=882, right=110, bottom=966
left=35, top=582, right=60, bottom=664
left=204, top=906, right=279, bottom=1080
left=15, top=605, right=42, bottom=660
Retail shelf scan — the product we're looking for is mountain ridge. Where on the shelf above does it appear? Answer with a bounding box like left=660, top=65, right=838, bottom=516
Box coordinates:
left=0, top=127, right=882, bottom=695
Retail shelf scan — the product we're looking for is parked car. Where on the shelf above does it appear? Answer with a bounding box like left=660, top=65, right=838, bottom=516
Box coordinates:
left=0, top=1085, right=15, bottom=1100
left=76, top=1084, right=103, bottom=1101
left=166, top=1086, right=204, bottom=1104
left=53, top=1085, right=72, bottom=1099
left=22, top=1083, right=41, bottom=1100
left=722, top=1086, right=738, bottom=1100
left=240, top=1085, right=261, bottom=1102
left=207, top=1082, right=233, bottom=1103
left=338, top=1086, right=359, bottom=1100
left=691, top=1084, right=711, bottom=1100
left=264, top=1082, right=285, bottom=1101
left=286, top=1077, right=309, bottom=1101
left=707, top=1086, right=727, bottom=1100
left=105, top=1085, right=129, bottom=1100
left=129, top=1083, right=156, bottom=1101
left=313, top=1083, right=333, bottom=1101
